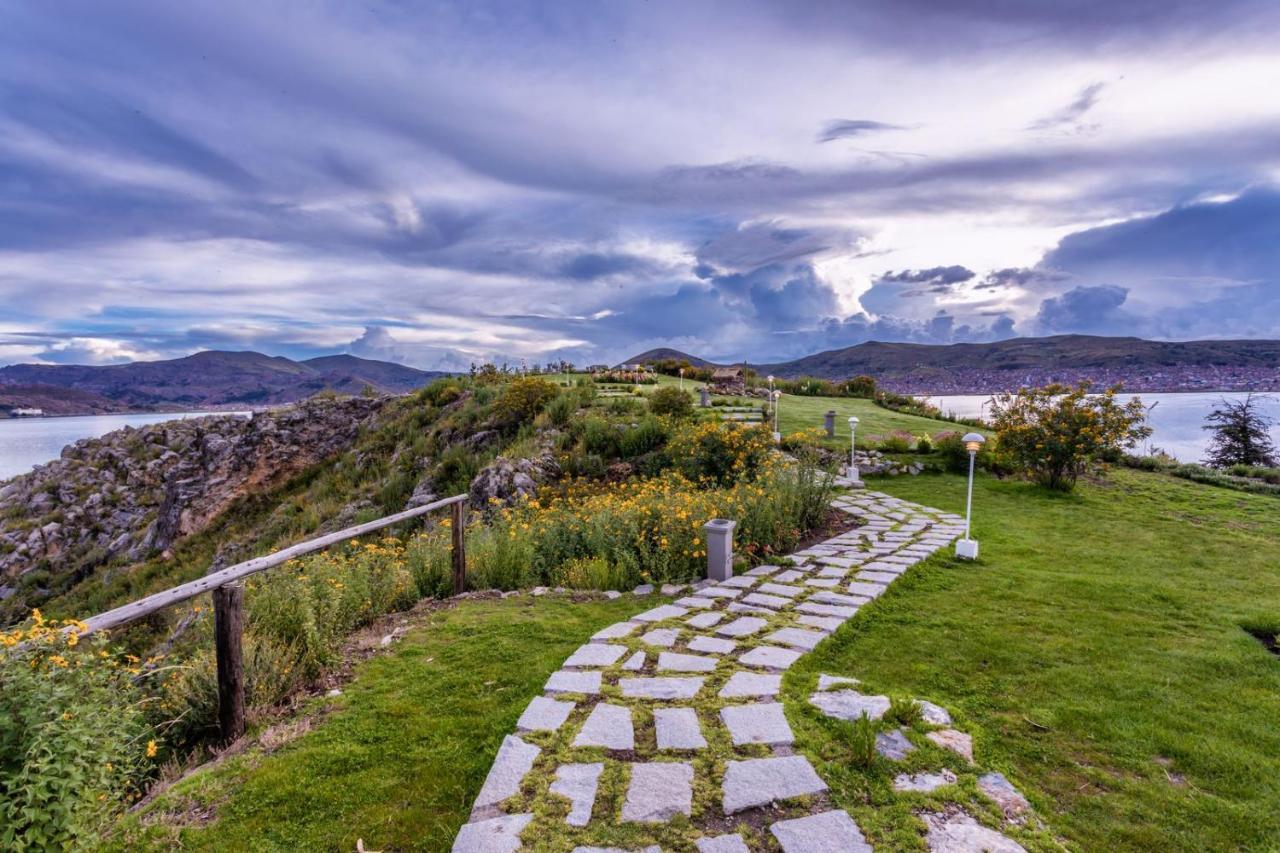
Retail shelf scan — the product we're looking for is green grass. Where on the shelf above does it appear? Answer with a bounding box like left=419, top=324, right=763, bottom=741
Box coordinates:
left=785, top=468, right=1280, bottom=851
left=113, top=595, right=645, bottom=852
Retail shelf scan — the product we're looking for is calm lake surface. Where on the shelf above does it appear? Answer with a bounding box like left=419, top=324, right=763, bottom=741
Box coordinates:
left=0, top=412, right=249, bottom=480
left=922, top=392, right=1280, bottom=463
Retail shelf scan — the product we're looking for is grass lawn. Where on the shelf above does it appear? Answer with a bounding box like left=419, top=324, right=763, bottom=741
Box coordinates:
left=785, top=468, right=1280, bottom=851
left=114, top=595, right=646, bottom=852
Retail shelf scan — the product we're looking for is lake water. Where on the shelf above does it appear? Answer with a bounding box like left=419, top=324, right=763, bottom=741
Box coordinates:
left=922, top=392, right=1280, bottom=463
left=0, top=412, right=250, bottom=480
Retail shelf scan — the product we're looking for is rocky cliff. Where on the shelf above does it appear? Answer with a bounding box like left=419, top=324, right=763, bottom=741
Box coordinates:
left=0, top=396, right=387, bottom=613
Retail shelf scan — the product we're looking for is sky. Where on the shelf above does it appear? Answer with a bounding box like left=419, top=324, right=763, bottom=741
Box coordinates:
left=2, top=0, right=1280, bottom=371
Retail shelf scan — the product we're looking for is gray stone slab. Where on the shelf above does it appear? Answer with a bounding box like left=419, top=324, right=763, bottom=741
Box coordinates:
left=654, top=706, right=707, bottom=750
left=817, top=566, right=849, bottom=578
left=745, top=564, right=781, bottom=576
left=516, top=696, right=574, bottom=733
left=472, top=735, right=540, bottom=815
left=875, top=728, right=916, bottom=760
left=719, top=671, right=782, bottom=698
left=721, top=575, right=758, bottom=588
left=804, top=577, right=840, bottom=588
left=926, top=728, right=974, bottom=762
left=893, top=768, right=958, bottom=793
left=574, top=702, right=635, bottom=749
left=799, top=615, right=846, bottom=632
left=674, top=596, right=714, bottom=609
left=765, top=627, right=827, bottom=651
left=772, top=569, right=806, bottom=583
left=634, top=604, right=689, bottom=622
left=620, top=676, right=705, bottom=700
left=816, top=674, right=859, bottom=691
left=658, top=651, right=718, bottom=673
left=688, top=635, right=736, bottom=654
left=809, top=689, right=890, bottom=721
left=845, top=581, right=887, bottom=598
left=452, top=813, right=533, bottom=853
left=564, top=643, right=628, bottom=668
left=622, top=650, right=646, bottom=671
left=720, top=702, right=794, bottom=746
left=810, top=591, right=867, bottom=607
left=546, top=670, right=602, bottom=695
left=739, top=645, right=803, bottom=670
left=770, top=809, right=872, bottom=853
left=686, top=611, right=726, bottom=629
left=722, top=755, right=828, bottom=813
left=978, top=772, right=1032, bottom=821
left=919, top=700, right=952, bottom=725
left=592, top=622, right=639, bottom=641
left=922, top=811, right=1027, bottom=852
left=696, top=586, right=742, bottom=599
left=757, top=582, right=803, bottom=598
left=716, top=616, right=767, bottom=638
left=641, top=628, right=679, bottom=647
left=696, top=835, right=751, bottom=852
left=551, top=762, right=603, bottom=826
left=727, top=602, right=774, bottom=615
left=856, top=570, right=899, bottom=584
left=797, top=602, right=858, bottom=619
left=622, top=762, right=693, bottom=823
left=742, top=592, right=791, bottom=609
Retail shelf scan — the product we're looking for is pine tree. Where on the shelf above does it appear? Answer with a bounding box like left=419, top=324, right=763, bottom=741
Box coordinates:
left=1203, top=394, right=1278, bottom=468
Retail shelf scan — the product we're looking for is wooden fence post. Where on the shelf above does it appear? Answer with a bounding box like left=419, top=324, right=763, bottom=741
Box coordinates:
left=213, top=583, right=245, bottom=744
left=451, top=500, right=468, bottom=595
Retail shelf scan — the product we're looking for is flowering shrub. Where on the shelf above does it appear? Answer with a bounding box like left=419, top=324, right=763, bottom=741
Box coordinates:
left=1, top=612, right=153, bottom=850
left=990, top=382, right=1151, bottom=490
left=666, top=421, right=776, bottom=487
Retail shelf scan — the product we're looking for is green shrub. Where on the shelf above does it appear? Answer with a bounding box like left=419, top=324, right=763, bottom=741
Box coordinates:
left=848, top=712, right=878, bottom=769
left=582, top=416, right=620, bottom=457
left=877, top=432, right=912, bottom=454
left=667, top=421, right=775, bottom=487
left=434, top=444, right=483, bottom=495
left=915, top=434, right=933, bottom=454
left=492, top=377, right=558, bottom=429
left=887, top=695, right=922, bottom=726
left=619, top=416, right=669, bottom=458
left=421, top=377, right=465, bottom=407
left=545, top=393, right=577, bottom=428
left=648, top=386, right=694, bottom=418
left=550, top=555, right=631, bottom=590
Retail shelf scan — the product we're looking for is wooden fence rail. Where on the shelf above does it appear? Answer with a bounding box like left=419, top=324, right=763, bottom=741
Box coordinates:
left=56, top=492, right=469, bottom=743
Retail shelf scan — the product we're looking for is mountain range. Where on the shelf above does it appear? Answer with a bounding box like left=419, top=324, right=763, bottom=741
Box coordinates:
left=0, top=351, right=446, bottom=415
left=627, top=335, right=1280, bottom=394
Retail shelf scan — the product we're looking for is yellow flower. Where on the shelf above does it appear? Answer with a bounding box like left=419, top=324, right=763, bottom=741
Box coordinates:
left=146, top=740, right=158, bottom=758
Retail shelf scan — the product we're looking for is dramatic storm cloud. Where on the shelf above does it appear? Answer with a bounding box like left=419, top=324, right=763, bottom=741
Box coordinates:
left=1, top=0, right=1280, bottom=369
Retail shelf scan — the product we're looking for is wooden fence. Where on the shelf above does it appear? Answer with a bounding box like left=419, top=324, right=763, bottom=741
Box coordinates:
left=63, top=493, right=469, bottom=743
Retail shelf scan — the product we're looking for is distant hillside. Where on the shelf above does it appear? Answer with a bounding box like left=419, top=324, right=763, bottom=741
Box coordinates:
left=618, top=348, right=717, bottom=368
left=0, top=351, right=448, bottom=413
left=627, top=335, right=1280, bottom=393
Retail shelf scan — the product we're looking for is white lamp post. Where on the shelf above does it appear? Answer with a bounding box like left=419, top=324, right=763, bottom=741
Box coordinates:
left=771, top=389, right=782, bottom=441
left=679, top=367, right=684, bottom=391
left=847, top=416, right=860, bottom=484
left=955, top=432, right=986, bottom=560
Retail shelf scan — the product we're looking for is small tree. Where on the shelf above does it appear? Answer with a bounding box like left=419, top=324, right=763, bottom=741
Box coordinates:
left=1203, top=394, right=1277, bottom=468
left=990, top=382, right=1151, bottom=491
left=648, top=386, right=694, bottom=418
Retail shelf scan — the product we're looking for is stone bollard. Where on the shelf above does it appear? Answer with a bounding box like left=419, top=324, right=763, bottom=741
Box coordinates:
left=824, top=410, right=836, bottom=438
left=700, top=387, right=711, bottom=408
left=703, top=518, right=735, bottom=581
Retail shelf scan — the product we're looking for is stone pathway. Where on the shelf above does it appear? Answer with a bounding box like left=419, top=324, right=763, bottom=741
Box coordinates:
left=453, top=491, right=1038, bottom=852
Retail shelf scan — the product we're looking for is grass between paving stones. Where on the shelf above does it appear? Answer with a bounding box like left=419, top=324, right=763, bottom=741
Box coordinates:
left=110, top=594, right=645, bottom=852
left=787, top=467, right=1280, bottom=851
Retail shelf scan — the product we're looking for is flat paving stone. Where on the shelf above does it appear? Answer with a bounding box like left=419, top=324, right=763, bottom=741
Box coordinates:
left=739, top=645, right=803, bottom=670
left=845, top=581, right=887, bottom=598
left=772, top=569, right=806, bottom=583
left=817, top=566, right=849, bottom=578
left=658, top=651, right=718, bottom=673
left=452, top=813, right=533, bottom=853
left=978, top=772, right=1032, bottom=821
left=727, top=602, right=774, bottom=615
left=634, top=604, right=689, bottom=622
left=551, top=763, right=603, bottom=826
left=927, top=728, right=974, bottom=763
left=741, top=592, right=791, bottom=609
left=893, top=768, right=958, bottom=792
left=810, top=591, right=867, bottom=607
left=719, top=671, right=782, bottom=698
left=720, top=702, right=794, bottom=746
left=546, top=670, right=602, bottom=695
left=875, top=728, right=916, bottom=760
left=770, top=809, right=872, bottom=853
left=919, top=700, right=953, bottom=725
left=716, top=616, right=767, bottom=638
left=516, top=696, right=575, bottom=733
left=804, top=577, right=840, bottom=588
left=687, top=611, right=726, bottom=629
left=816, top=674, right=860, bottom=691
left=620, top=676, right=705, bottom=700
left=721, top=575, right=757, bottom=588
left=564, top=643, right=628, bottom=668
left=922, top=811, right=1026, bottom=852
left=799, top=615, right=846, bottom=632
left=574, top=702, right=635, bottom=749
left=472, top=735, right=541, bottom=815
left=688, top=635, right=736, bottom=654
left=622, top=651, right=646, bottom=671
left=696, top=586, right=742, bottom=599
left=641, top=628, right=680, bottom=647
left=765, top=627, right=827, bottom=651
left=757, top=582, right=803, bottom=598
left=592, top=622, right=639, bottom=641
left=722, top=755, right=827, bottom=813
left=809, top=689, right=890, bottom=721
left=856, top=570, right=899, bottom=584
left=622, top=762, right=693, bottom=823
left=675, top=596, right=714, bottom=609
left=696, top=834, right=751, bottom=852
left=654, top=707, right=707, bottom=750
left=745, top=564, right=781, bottom=576
left=796, top=602, right=858, bottom=619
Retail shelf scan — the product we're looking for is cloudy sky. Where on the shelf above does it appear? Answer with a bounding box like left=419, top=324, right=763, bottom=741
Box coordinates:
left=3, top=0, right=1280, bottom=370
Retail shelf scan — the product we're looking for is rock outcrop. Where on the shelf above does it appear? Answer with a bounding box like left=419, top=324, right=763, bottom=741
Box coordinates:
left=0, top=396, right=386, bottom=612
left=469, top=448, right=561, bottom=508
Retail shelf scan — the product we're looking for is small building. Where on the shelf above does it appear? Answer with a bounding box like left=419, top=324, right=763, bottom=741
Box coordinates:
left=709, top=367, right=746, bottom=395
left=10, top=407, right=44, bottom=417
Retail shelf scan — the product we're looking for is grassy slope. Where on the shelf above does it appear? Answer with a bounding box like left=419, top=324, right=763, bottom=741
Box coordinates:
left=114, top=595, right=645, bottom=851
left=792, top=468, right=1280, bottom=851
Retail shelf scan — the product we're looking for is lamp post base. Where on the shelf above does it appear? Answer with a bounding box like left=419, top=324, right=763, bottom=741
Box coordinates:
left=954, top=539, right=979, bottom=560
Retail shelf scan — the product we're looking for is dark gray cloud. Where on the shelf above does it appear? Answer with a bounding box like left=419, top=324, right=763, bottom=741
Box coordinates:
left=1034, top=285, right=1131, bottom=334
left=1028, top=82, right=1107, bottom=132
left=817, top=119, right=911, bottom=143
left=879, top=266, right=976, bottom=285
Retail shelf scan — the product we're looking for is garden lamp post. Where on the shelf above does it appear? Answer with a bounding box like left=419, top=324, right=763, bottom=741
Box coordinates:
left=772, top=389, right=782, bottom=441
left=679, top=367, right=684, bottom=391
left=955, top=432, right=986, bottom=560
left=847, top=416, right=860, bottom=483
